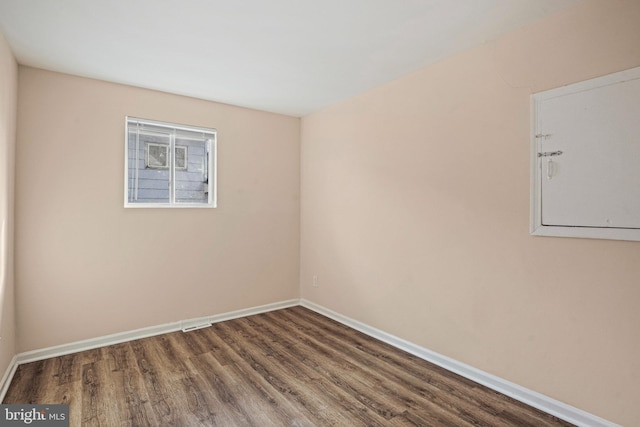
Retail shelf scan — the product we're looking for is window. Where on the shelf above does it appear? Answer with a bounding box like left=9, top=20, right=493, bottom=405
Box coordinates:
left=146, top=143, right=168, bottom=168
left=146, top=143, right=187, bottom=170
left=125, top=117, right=216, bottom=208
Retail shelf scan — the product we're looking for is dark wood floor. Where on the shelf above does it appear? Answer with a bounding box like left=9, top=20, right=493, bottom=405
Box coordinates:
left=4, top=306, right=574, bottom=426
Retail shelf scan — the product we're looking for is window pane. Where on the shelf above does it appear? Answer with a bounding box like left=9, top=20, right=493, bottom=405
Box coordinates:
left=127, top=129, right=171, bottom=204
left=175, top=138, right=209, bottom=204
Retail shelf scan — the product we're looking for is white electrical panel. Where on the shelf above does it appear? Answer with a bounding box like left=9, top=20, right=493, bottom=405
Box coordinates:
left=531, top=66, right=640, bottom=241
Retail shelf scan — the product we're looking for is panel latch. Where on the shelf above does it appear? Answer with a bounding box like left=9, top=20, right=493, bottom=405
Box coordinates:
left=538, top=150, right=563, bottom=157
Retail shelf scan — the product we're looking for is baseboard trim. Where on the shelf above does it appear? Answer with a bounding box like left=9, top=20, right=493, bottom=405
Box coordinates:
left=300, top=299, right=618, bottom=427
left=15, top=299, right=299, bottom=366
left=0, top=355, right=18, bottom=402
left=2, top=298, right=619, bottom=426
left=1, top=299, right=296, bottom=402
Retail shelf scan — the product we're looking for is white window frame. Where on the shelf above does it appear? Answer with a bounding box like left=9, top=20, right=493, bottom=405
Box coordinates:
left=125, top=116, right=217, bottom=208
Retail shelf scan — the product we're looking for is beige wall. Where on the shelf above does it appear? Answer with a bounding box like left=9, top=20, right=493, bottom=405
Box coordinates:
left=300, top=1, right=640, bottom=425
left=6, top=1, right=640, bottom=424
left=16, top=67, right=300, bottom=351
left=0, top=32, right=17, bottom=379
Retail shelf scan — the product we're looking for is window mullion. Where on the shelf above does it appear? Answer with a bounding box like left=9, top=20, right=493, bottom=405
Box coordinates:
left=170, top=130, right=176, bottom=204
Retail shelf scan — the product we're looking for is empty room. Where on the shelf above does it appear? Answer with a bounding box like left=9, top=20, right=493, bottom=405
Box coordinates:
left=0, top=0, right=639, bottom=426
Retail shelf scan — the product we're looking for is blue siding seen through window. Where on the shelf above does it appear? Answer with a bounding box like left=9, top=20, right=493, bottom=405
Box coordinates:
left=125, top=117, right=216, bottom=207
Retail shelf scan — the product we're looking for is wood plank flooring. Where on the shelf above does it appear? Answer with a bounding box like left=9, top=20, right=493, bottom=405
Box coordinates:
left=4, top=306, right=574, bottom=426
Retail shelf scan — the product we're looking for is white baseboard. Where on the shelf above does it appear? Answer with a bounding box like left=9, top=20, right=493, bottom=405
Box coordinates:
left=300, top=299, right=619, bottom=427
left=1, top=298, right=619, bottom=427
left=0, top=355, right=18, bottom=402
left=17, top=299, right=299, bottom=365
left=0, top=299, right=299, bottom=400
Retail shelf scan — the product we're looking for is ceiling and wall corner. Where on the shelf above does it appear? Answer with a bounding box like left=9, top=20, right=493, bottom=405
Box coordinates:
left=0, top=0, right=579, bottom=117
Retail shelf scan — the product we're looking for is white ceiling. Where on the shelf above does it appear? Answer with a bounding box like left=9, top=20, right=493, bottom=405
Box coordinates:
left=0, top=0, right=579, bottom=117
